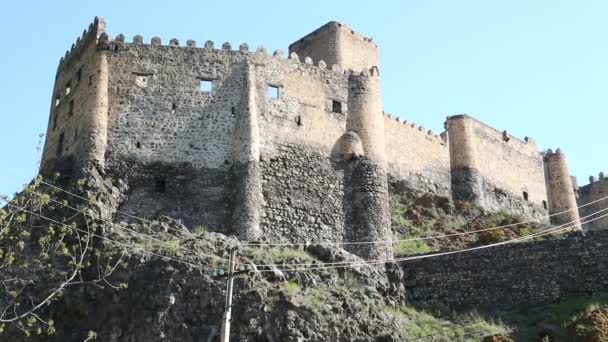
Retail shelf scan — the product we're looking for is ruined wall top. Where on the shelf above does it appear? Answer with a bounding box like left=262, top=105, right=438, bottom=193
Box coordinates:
left=57, top=16, right=106, bottom=74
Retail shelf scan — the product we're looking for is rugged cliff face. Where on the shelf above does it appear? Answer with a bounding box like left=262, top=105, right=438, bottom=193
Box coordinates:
left=1, top=169, right=606, bottom=341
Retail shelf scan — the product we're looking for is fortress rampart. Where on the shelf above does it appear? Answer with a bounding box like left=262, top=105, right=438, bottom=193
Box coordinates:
left=40, top=18, right=598, bottom=258
left=578, top=173, right=608, bottom=230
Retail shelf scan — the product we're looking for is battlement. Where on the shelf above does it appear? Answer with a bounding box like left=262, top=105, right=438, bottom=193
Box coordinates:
left=584, top=171, right=607, bottom=186
left=383, top=112, right=447, bottom=146
left=447, top=114, right=538, bottom=151
left=57, top=17, right=106, bottom=74
left=289, top=21, right=377, bottom=51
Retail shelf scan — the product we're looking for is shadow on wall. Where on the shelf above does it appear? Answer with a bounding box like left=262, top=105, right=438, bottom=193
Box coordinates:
left=110, top=61, right=250, bottom=233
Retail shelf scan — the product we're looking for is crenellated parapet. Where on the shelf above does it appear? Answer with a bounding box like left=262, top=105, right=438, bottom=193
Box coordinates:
left=56, top=16, right=106, bottom=75
left=383, top=112, right=448, bottom=147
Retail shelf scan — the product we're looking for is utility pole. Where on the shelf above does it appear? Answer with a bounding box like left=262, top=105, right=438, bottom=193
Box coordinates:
left=220, top=247, right=237, bottom=342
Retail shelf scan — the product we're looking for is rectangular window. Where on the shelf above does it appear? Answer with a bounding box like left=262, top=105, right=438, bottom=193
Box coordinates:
left=57, top=132, right=65, bottom=157
left=68, top=100, right=74, bottom=116
left=332, top=100, right=343, bottom=113
left=267, top=85, right=280, bottom=99
left=523, top=191, right=529, bottom=201
left=55, top=95, right=61, bottom=107
left=76, top=67, right=83, bottom=83
left=66, top=82, right=71, bottom=96
left=543, top=200, right=548, bottom=210
left=199, top=79, right=213, bottom=92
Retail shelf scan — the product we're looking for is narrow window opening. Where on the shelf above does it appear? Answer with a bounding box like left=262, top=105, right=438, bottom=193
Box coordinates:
left=57, top=132, right=65, bottom=157
left=543, top=200, right=548, bottom=210
left=66, top=82, right=71, bottom=96
left=199, top=79, right=213, bottom=92
left=296, top=115, right=302, bottom=127
left=76, top=68, right=83, bottom=84
left=136, top=141, right=141, bottom=149
left=155, top=178, right=166, bottom=193
left=53, top=113, right=59, bottom=131
left=231, top=106, right=236, bottom=115
left=74, top=128, right=78, bottom=140
left=68, top=100, right=74, bottom=116
left=332, top=100, right=342, bottom=113
left=267, top=85, right=280, bottom=99
left=523, top=191, right=529, bottom=201
left=55, top=95, right=61, bottom=108
left=88, top=75, right=94, bottom=87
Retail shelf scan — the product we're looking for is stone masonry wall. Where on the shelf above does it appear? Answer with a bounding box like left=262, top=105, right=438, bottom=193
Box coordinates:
left=288, top=21, right=378, bottom=72
left=383, top=115, right=450, bottom=196
left=401, top=229, right=608, bottom=310
left=448, top=115, right=548, bottom=219
left=41, top=17, right=108, bottom=175
left=578, top=174, right=608, bottom=231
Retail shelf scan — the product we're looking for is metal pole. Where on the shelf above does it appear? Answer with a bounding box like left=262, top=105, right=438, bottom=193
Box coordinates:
left=220, top=247, right=237, bottom=342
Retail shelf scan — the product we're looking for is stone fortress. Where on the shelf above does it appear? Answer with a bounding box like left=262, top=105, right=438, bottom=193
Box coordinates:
left=41, top=17, right=607, bottom=259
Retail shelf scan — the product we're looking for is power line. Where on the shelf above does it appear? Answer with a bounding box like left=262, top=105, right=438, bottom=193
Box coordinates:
left=249, top=207, right=608, bottom=269
left=252, top=211, right=608, bottom=272
left=39, top=192, right=230, bottom=261
left=243, top=194, right=608, bottom=247
left=41, top=180, right=608, bottom=248
left=11, top=205, right=218, bottom=272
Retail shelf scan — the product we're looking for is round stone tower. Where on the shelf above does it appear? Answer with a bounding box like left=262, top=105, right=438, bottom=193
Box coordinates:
left=345, top=67, right=393, bottom=261
left=544, top=149, right=581, bottom=230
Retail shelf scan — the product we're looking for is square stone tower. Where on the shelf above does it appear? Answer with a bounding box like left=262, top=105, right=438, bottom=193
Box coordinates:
left=288, top=21, right=378, bottom=72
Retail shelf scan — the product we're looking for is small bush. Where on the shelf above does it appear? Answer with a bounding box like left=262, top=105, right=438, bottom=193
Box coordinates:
left=394, top=239, right=432, bottom=257
left=285, top=281, right=299, bottom=298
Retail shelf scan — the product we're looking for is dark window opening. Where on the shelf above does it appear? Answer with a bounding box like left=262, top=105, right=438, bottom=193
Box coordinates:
left=523, top=191, right=529, bottom=201
left=172, top=103, right=177, bottom=110
left=267, top=85, right=280, bottom=99
left=154, top=178, right=166, bottom=193
left=76, top=68, right=83, bottom=83
left=53, top=113, right=59, bottom=131
left=136, top=141, right=141, bottom=149
left=231, top=106, right=236, bottom=115
left=66, top=82, right=71, bottom=96
left=199, top=79, right=213, bottom=92
left=57, top=132, right=65, bottom=157
left=68, top=100, right=74, bottom=116
left=332, top=100, right=342, bottom=113
left=543, top=200, right=548, bottom=210
left=88, top=75, right=94, bottom=87
left=296, top=115, right=302, bottom=127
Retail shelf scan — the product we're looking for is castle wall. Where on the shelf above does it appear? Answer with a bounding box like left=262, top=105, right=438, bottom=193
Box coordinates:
left=383, top=116, right=450, bottom=196
left=447, top=115, right=548, bottom=219
left=401, top=230, right=608, bottom=309
left=578, top=174, right=608, bottom=231
left=288, top=22, right=378, bottom=72
left=41, top=17, right=108, bottom=175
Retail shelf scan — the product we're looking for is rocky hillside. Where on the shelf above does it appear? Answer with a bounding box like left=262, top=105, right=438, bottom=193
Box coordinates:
left=0, top=172, right=605, bottom=341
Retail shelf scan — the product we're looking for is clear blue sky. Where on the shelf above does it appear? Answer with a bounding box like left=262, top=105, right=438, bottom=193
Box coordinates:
left=1, top=0, right=606, bottom=199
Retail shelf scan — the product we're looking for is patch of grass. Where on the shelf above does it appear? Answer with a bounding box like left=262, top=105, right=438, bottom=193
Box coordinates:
left=393, top=239, right=432, bottom=257
left=192, top=224, right=207, bottom=235
left=284, top=281, right=299, bottom=298
left=395, top=306, right=509, bottom=341
left=390, top=196, right=410, bottom=227
left=244, top=247, right=315, bottom=265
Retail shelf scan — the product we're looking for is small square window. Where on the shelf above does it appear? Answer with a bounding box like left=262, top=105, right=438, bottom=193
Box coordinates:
left=267, top=85, right=280, bottom=99
left=199, top=79, right=213, bottom=92
left=332, top=100, right=342, bottom=113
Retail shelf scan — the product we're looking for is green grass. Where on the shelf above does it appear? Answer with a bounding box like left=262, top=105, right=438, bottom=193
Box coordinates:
left=393, top=239, right=432, bottom=257
left=244, top=247, right=315, bottom=265
left=192, top=224, right=207, bottom=235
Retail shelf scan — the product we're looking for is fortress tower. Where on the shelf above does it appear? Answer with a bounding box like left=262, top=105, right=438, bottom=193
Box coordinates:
left=40, top=18, right=595, bottom=261
left=544, top=150, right=582, bottom=230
